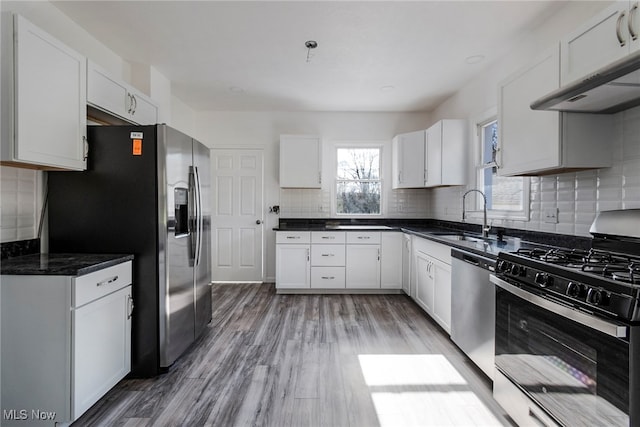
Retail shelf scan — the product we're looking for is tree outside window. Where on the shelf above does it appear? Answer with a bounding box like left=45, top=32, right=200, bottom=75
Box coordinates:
left=336, top=148, right=381, bottom=215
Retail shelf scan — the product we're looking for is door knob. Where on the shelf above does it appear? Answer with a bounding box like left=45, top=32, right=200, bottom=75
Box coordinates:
left=256, top=220, right=262, bottom=225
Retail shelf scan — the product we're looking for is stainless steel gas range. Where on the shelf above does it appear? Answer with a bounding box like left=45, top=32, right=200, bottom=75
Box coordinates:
left=490, top=209, right=640, bottom=427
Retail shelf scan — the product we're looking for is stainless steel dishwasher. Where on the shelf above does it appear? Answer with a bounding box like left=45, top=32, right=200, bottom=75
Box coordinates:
left=450, top=248, right=496, bottom=380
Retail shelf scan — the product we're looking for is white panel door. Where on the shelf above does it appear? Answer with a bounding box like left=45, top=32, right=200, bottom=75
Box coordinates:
left=211, top=149, right=264, bottom=281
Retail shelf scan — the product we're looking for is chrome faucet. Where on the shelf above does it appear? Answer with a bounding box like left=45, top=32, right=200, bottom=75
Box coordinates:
left=462, top=189, right=490, bottom=238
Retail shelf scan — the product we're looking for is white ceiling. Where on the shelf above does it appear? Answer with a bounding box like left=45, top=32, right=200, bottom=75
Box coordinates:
left=52, top=1, right=567, bottom=113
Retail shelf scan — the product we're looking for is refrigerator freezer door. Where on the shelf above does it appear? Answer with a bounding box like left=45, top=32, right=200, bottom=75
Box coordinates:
left=159, top=125, right=196, bottom=367
left=193, top=139, right=212, bottom=336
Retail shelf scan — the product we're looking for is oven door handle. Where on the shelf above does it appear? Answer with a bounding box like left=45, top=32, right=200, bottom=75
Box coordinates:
left=490, top=274, right=628, bottom=339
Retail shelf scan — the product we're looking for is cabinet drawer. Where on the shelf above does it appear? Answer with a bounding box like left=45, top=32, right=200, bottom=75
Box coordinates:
left=276, top=231, right=311, bottom=244
left=311, top=244, right=346, bottom=266
left=346, top=232, right=381, bottom=244
left=74, top=261, right=132, bottom=307
left=311, top=231, right=346, bottom=244
left=311, top=267, right=346, bottom=289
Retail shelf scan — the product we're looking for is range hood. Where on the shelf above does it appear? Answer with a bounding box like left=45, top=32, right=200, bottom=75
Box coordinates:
left=530, top=50, right=640, bottom=114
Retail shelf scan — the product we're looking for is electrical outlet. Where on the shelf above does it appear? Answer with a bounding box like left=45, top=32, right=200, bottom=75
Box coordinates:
left=544, top=208, right=559, bottom=224
left=398, top=202, right=405, bottom=213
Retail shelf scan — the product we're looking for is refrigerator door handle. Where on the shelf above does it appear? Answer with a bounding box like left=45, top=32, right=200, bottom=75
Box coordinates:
left=188, top=167, right=197, bottom=265
left=193, top=166, right=202, bottom=267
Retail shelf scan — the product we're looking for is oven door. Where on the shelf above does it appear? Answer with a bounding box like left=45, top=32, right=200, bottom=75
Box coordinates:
left=490, top=275, right=630, bottom=427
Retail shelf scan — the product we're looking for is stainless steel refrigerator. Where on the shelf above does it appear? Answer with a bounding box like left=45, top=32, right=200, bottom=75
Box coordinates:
left=48, top=124, right=211, bottom=377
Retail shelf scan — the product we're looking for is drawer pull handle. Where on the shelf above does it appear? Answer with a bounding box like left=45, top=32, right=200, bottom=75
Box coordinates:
left=321, top=276, right=335, bottom=280
left=97, top=276, right=119, bottom=287
left=321, top=236, right=335, bottom=239
left=357, top=236, right=370, bottom=239
left=321, top=254, right=335, bottom=257
left=286, top=236, right=301, bottom=239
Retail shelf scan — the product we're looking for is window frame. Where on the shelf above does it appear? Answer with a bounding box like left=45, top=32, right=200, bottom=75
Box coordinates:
left=470, top=108, right=530, bottom=221
left=332, top=142, right=384, bottom=218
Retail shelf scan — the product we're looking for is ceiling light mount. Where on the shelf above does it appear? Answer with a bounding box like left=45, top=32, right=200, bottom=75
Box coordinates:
left=305, top=40, right=318, bottom=63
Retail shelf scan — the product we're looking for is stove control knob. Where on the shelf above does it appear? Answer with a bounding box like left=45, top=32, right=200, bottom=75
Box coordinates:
left=510, top=264, right=522, bottom=276
left=566, top=282, right=586, bottom=298
left=497, top=260, right=510, bottom=273
left=534, top=272, right=553, bottom=288
left=588, top=288, right=610, bottom=306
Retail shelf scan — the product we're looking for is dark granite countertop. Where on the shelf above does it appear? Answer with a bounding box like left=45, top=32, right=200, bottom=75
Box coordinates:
left=274, top=218, right=590, bottom=260
left=0, top=253, right=134, bottom=276
left=401, top=227, right=555, bottom=259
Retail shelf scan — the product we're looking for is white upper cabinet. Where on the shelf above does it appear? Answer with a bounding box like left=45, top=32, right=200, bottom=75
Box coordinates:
left=498, top=44, right=614, bottom=176
left=87, top=61, right=158, bottom=125
left=424, top=120, right=466, bottom=187
left=1, top=13, right=87, bottom=170
left=561, top=1, right=640, bottom=86
left=279, top=135, right=322, bottom=188
left=392, top=130, right=425, bottom=188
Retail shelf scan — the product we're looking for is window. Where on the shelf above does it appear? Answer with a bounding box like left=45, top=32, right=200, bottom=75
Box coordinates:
left=476, top=115, right=529, bottom=219
left=336, top=147, right=381, bottom=215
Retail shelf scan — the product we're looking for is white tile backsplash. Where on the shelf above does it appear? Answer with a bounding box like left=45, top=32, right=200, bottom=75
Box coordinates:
left=0, top=166, right=39, bottom=243
left=280, top=187, right=430, bottom=218
left=429, top=106, right=640, bottom=237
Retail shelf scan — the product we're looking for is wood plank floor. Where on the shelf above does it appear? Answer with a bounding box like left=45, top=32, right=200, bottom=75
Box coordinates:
left=73, top=283, right=514, bottom=427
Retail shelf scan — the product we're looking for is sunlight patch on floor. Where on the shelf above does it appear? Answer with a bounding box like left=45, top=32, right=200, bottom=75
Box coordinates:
left=358, top=354, right=467, bottom=386
left=358, top=354, right=504, bottom=427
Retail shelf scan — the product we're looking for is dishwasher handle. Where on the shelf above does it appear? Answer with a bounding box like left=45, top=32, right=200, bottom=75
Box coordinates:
left=451, top=248, right=495, bottom=271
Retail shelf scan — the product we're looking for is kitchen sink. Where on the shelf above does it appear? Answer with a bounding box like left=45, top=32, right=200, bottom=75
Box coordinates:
left=436, top=234, right=486, bottom=243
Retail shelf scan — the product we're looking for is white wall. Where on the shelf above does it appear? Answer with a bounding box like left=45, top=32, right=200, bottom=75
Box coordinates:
left=194, top=110, right=431, bottom=280
left=426, top=0, right=640, bottom=237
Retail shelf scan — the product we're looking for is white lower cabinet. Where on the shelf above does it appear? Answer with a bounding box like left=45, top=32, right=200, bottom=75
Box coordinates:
left=276, top=243, right=311, bottom=289
left=412, top=236, right=452, bottom=334
left=73, top=285, right=132, bottom=418
left=415, top=251, right=434, bottom=311
left=310, top=232, right=346, bottom=289
left=402, top=234, right=412, bottom=295
left=346, top=245, right=381, bottom=289
left=1, top=261, right=133, bottom=426
left=277, top=230, right=405, bottom=291
left=381, top=232, right=403, bottom=289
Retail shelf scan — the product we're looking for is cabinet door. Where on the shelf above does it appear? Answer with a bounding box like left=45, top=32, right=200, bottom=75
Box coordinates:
left=73, top=286, right=132, bottom=419
left=498, top=45, right=561, bottom=176
left=346, top=245, right=381, bottom=288
left=13, top=15, right=86, bottom=170
left=432, top=258, right=452, bottom=334
left=561, top=2, right=631, bottom=86
left=276, top=244, right=310, bottom=288
left=393, top=130, right=425, bottom=188
left=130, top=92, right=158, bottom=125
left=424, top=122, right=442, bottom=186
left=381, top=232, right=402, bottom=289
left=280, top=135, right=321, bottom=188
left=402, top=234, right=412, bottom=295
left=414, top=251, right=433, bottom=312
left=631, top=1, right=640, bottom=52
left=87, top=61, right=129, bottom=118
